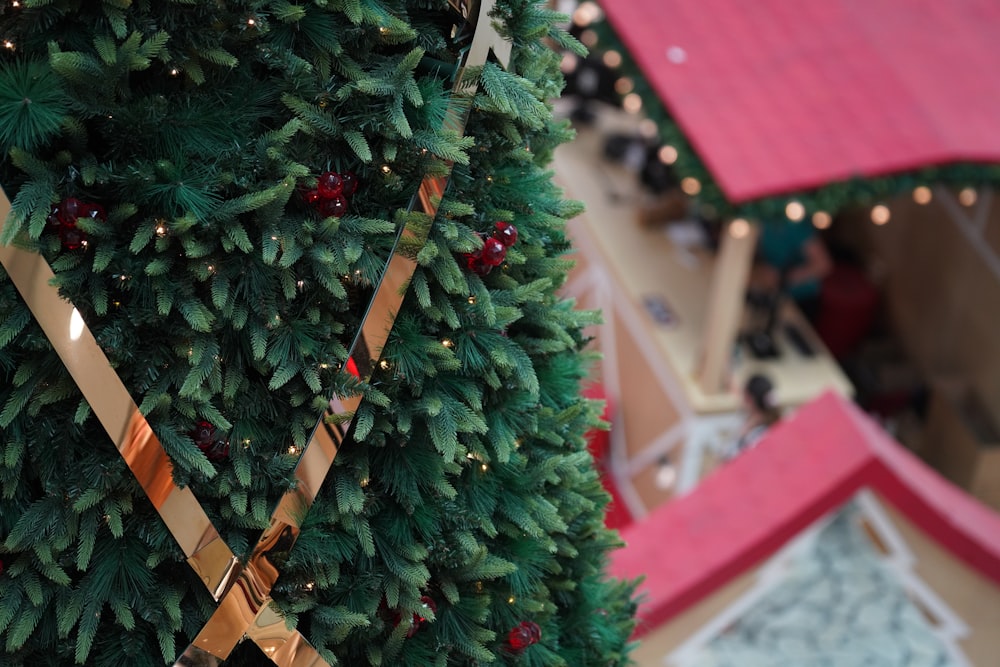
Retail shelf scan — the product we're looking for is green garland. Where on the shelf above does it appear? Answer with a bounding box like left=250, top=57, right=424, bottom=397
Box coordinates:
left=589, top=12, right=1000, bottom=223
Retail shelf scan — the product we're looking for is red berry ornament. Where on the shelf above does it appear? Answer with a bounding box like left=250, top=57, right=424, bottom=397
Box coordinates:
left=319, top=195, right=349, bottom=219
left=341, top=171, right=359, bottom=196
left=506, top=621, right=541, bottom=652
left=465, top=252, right=493, bottom=276
left=493, top=221, right=518, bottom=247
left=405, top=595, right=437, bottom=637
left=480, top=236, right=507, bottom=266
left=50, top=197, right=106, bottom=250
left=0, top=559, right=4, bottom=576
left=317, top=171, right=344, bottom=199
left=57, top=197, right=83, bottom=225
left=191, top=421, right=230, bottom=462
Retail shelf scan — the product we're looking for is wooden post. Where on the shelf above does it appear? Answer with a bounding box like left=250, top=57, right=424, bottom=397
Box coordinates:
left=695, top=219, right=759, bottom=394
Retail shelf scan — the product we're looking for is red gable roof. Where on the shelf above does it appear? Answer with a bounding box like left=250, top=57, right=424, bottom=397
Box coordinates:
left=601, top=0, right=1000, bottom=203
left=610, top=392, right=1000, bottom=636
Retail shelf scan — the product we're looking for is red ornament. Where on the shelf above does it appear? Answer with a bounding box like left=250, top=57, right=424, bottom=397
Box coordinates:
left=406, top=595, right=437, bottom=637
left=319, top=195, right=348, bottom=218
left=49, top=197, right=106, bottom=250
left=190, top=421, right=229, bottom=462
left=317, top=171, right=344, bottom=199
left=464, top=252, right=493, bottom=276
left=480, top=237, right=507, bottom=266
left=0, top=559, right=4, bottom=576
left=57, top=197, right=83, bottom=225
left=341, top=171, right=359, bottom=196
left=493, top=221, right=518, bottom=247
left=506, top=621, right=541, bottom=652
left=302, top=188, right=321, bottom=205
left=192, top=420, right=216, bottom=448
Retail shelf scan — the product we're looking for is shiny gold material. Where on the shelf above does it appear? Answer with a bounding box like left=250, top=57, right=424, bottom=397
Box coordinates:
left=0, top=2, right=512, bottom=664
left=0, top=198, right=241, bottom=603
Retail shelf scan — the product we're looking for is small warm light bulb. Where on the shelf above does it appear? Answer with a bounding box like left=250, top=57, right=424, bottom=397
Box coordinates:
left=379, top=359, right=390, bottom=370
left=287, top=445, right=299, bottom=455
left=638, top=119, right=658, bottom=138
left=379, top=26, right=388, bottom=34
left=572, top=1, right=602, bottom=27
left=812, top=211, right=832, bottom=229
left=602, top=50, right=622, bottom=68
left=3, top=39, right=14, bottom=50
left=729, top=218, right=750, bottom=239
left=959, top=187, right=977, bottom=207
left=360, top=477, right=369, bottom=488
left=912, top=186, right=932, bottom=205
left=169, top=67, right=179, bottom=76
left=11, top=1, right=20, bottom=7
left=69, top=308, right=85, bottom=341
left=560, top=52, right=578, bottom=74
left=658, top=145, right=678, bottom=164
left=680, top=177, right=701, bottom=195
left=655, top=458, right=677, bottom=490
left=870, top=204, right=891, bottom=225
left=785, top=200, right=805, bottom=222
left=247, top=17, right=256, bottom=26
left=622, top=93, right=642, bottom=114
left=380, top=164, right=391, bottom=174
left=480, top=463, right=488, bottom=472
left=304, top=581, right=315, bottom=591
left=441, top=338, right=454, bottom=348
left=613, top=77, right=634, bottom=95
left=507, top=596, right=516, bottom=604
left=579, top=29, right=598, bottom=48
left=155, top=223, right=167, bottom=237
left=296, top=279, right=305, bottom=289
left=467, top=295, right=477, bottom=305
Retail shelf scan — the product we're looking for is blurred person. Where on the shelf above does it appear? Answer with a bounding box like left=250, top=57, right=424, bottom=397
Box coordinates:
left=751, top=222, right=832, bottom=322
left=724, top=373, right=781, bottom=460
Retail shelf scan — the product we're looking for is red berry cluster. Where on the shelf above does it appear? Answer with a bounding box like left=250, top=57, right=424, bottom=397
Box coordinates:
left=406, top=595, right=437, bottom=637
left=464, top=221, right=518, bottom=276
left=46, top=197, right=106, bottom=250
left=303, top=170, right=359, bottom=218
left=506, top=620, right=541, bottom=653
left=190, top=420, right=230, bottom=462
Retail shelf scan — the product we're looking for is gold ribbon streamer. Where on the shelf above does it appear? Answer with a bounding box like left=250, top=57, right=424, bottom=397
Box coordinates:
left=0, top=2, right=511, bottom=664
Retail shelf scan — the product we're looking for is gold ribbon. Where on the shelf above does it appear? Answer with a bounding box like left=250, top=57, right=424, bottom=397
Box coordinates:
left=0, top=2, right=512, bottom=665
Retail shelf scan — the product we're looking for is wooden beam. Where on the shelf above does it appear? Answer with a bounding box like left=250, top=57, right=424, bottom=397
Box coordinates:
left=695, top=219, right=758, bottom=394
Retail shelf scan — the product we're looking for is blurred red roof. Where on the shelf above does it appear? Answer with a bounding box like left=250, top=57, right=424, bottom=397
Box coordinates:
left=610, top=393, right=1000, bottom=636
left=601, top=0, right=1000, bottom=202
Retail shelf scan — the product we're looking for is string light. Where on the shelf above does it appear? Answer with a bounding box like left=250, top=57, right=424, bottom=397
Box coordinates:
left=287, top=445, right=299, bottom=455
left=303, top=581, right=315, bottom=591
left=959, top=187, right=977, bottom=207
left=507, top=595, right=516, bottom=604
left=169, top=67, right=179, bottom=76
left=658, top=145, right=678, bottom=164
left=912, top=186, right=932, bottom=205
left=613, top=77, right=634, bottom=95
left=441, top=338, right=454, bottom=348
left=379, top=359, right=390, bottom=370
left=729, top=218, right=750, bottom=239
left=812, top=211, right=832, bottom=229
left=360, top=477, right=369, bottom=488
left=559, top=53, right=578, bottom=74
left=870, top=204, right=891, bottom=225
left=480, top=463, right=488, bottom=472
left=296, top=279, right=305, bottom=289
left=622, top=93, right=642, bottom=114
left=3, top=39, right=14, bottom=51
left=247, top=17, right=256, bottom=26
left=572, top=2, right=602, bottom=27
left=155, top=221, right=167, bottom=237
left=638, top=119, right=658, bottom=138
left=602, top=50, right=622, bottom=68
left=380, top=164, right=392, bottom=174
left=785, top=200, right=805, bottom=222
left=467, top=295, right=477, bottom=305
left=680, top=177, right=701, bottom=195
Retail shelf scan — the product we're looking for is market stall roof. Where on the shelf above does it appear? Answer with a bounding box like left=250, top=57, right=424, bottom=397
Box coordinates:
left=600, top=0, right=1000, bottom=203
left=610, top=392, right=1000, bottom=635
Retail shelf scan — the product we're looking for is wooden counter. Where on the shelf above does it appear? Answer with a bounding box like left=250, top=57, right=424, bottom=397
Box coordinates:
left=554, top=110, right=853, bottom=416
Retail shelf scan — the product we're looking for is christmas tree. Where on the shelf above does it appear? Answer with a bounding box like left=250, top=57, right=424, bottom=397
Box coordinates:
left=0, top=1, right=636, bottom=665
